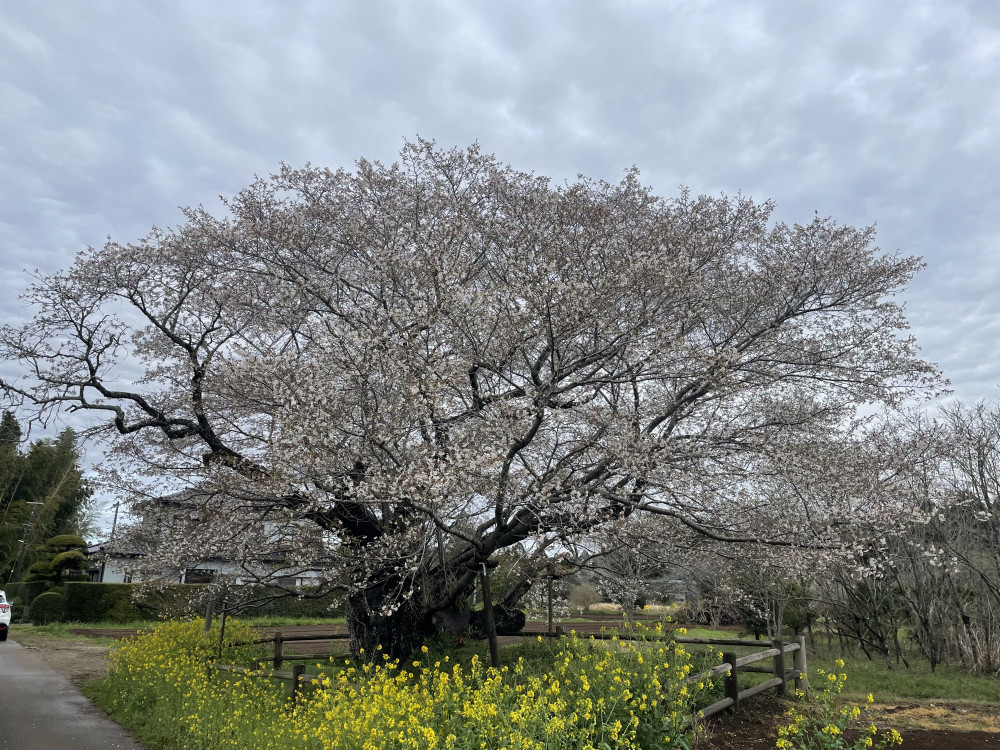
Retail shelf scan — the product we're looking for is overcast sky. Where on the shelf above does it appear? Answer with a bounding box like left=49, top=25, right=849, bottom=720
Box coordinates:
left=3, top=0, right=1000, bottom=530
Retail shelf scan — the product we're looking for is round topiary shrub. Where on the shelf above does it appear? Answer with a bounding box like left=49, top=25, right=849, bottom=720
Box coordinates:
left=30, top=592, right=66, bottom=625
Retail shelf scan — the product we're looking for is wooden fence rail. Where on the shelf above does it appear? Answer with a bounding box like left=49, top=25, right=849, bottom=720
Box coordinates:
left=216, top=662, right=314, bottom=703
left=693, top=637, right=808, bottom=720
left=227, top=630, right=351, bottom=668
left=219, top=631, right=807, bottom=718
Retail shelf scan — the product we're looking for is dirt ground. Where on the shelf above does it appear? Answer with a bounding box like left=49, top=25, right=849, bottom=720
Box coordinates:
left=8, top=630, right=113, bottom=684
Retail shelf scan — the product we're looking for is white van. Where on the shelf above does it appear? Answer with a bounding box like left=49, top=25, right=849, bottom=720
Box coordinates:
left=0, top=591, right=10, bottom=640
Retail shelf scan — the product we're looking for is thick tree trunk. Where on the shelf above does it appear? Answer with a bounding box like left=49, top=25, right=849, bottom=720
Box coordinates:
left=345, top=583, right=432, bottom=661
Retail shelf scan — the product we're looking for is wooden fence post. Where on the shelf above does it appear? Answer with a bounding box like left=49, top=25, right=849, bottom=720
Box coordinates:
left=217, top=606, right=228, bottom=659
left=292, top=664, right=304, bottom=705
left=773, top=638, right=786, bottom=698
left=203, top=598, right=215, bottom=635
left=274, top=631, right=284, bottom=670
left=794, top=635, right=808, bottom=697
left=480, top=563, right=501, bottom=669
left=547, top=576, right=554, bottom=635
left=723, top=652, right=739, bottom=711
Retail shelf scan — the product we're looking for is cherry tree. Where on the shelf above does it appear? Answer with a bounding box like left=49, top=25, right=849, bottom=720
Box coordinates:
left=0, top=140, right=941, bottom=657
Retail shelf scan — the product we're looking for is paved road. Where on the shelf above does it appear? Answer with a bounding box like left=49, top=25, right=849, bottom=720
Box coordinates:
left=0, top=639, right=145, bottom=750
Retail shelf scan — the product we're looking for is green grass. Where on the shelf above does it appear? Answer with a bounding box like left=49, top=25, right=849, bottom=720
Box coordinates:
left=238, top=615, right=346, bottom=627
left=664, top=624, right=1000, bottom=706
left=675, top=625, right=738, bottom=640
left=82, top=678, right=187, bottom=750
left=810, top=655, right=1000, bottom=704
left=14, top=620, right=152, bottom=631
left=9, top=622, right=121, bottom=646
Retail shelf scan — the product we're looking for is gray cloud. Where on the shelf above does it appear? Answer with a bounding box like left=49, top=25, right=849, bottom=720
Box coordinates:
left=3, top=0, right=1000, bottom=527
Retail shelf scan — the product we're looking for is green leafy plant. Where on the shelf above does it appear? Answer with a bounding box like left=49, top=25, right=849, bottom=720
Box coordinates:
left=777, top=659, right=903, bottom=749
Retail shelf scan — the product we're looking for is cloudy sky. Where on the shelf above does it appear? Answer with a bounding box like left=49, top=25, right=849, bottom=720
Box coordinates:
left=2, top=0, right=1000, bottom=528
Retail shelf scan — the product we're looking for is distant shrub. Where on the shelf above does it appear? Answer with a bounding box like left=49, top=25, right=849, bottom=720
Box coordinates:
left=569, top=582, right=602, bottom=612
left=30, top=592, right=66, bottom=625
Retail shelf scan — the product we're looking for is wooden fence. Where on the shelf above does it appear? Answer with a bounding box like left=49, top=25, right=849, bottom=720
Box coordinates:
left=247, top=630, right=350, bottom=669
left=218, top=630, right=807, bottom=718
left=676, top=636, right=808, bottom=719
left=520, top=630, right=808, bottom=718
left=215, top=662, right=317, bottom=703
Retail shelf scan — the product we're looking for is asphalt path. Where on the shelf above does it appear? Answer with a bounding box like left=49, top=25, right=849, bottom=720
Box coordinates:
left=0, top=639, right=145, bottom=750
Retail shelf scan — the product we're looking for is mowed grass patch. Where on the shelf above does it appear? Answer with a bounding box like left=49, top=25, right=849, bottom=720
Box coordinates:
left=656, top=627, right=1000, bottom=711
left=235, top=615, right=347, bottom=627
left=811, top=654, right=1000, bottom=704
left=9, top=622, right=121, bottom=646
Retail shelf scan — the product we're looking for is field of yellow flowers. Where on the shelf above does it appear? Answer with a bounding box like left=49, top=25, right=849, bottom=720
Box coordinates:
left=93, top=619, right=709, bottom=750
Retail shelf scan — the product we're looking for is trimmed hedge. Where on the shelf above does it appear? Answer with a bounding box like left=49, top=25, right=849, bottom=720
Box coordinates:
left=63, top=583, right=210, bottom=623
left=62, top=582, right=343, bottom=623
left=30, top=592, right=66, bottom=624
left=243, top=587, right=344, bottom=619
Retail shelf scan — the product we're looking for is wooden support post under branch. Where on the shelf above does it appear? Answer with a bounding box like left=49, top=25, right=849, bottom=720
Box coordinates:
left=273, top=630, right=284, bottom=670
left=479, top=562, right=500, bottom=670
left=547, top=576, right=554, bottom=635
left=203, top=598, right=215, bottom=635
